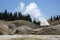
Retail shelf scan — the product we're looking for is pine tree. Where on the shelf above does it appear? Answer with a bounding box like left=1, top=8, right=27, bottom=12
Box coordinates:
left=18, top=12, right=22, bottom=20
left=53, top=16, right=56, bottom=20
left=58, top=15, right=60, bottom=20
left=9, top=12, right=13, bottom=21
left=25, top=14, right=32, bottom=22
left=37, top=21, right=40, bottom=26
left=14, top=12, right=17, bottom=20
left=6, top=12, right=10, bottom=21
left=33, top=18, right=36, bottom=24
left=27, top=14, right=32, bottom=22
left=56, top=15, right=59, bottom=20
left=50, top=16, right=52, bottom=21
left=4, top=10, right=7, bottom=20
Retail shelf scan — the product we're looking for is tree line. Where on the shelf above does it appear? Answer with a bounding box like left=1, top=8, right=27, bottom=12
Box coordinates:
left=0, top=10, right=40, bottom=26
left=49, top=15, right=60, bottom=21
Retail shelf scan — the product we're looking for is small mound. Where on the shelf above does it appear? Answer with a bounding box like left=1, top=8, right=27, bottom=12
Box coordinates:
left=14, top=26, right=33, bottom=34
left=32, top=27, right=60, bottom=35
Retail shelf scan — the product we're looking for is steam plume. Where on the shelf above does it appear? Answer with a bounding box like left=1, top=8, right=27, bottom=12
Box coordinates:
left=15, top=2, right=50, bottom=26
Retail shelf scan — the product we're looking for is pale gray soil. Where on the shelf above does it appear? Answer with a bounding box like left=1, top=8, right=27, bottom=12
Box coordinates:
left=0, top=35, right=60, bottom=40
left=0, top=20, right=60, bottom=35
left=51, top=24, right=60, bottom=33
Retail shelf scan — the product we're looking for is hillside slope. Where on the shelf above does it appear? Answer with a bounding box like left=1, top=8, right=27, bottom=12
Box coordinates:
left=0, top=20, right=60, bottom=35
left=51, top=24, right=60, bottom=33
left=48, top=19, right=60, bottom=26
left=0, top=20, right=39, bottom=35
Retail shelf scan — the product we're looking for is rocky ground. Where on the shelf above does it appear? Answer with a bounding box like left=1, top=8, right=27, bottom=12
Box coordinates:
left=0, top=35, right=60, bottom=40
left=0, top=20, right=60, bottom=35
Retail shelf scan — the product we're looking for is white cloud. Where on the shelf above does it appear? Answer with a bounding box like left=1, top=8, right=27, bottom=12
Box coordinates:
left=15, top=2, right=49, bottom=26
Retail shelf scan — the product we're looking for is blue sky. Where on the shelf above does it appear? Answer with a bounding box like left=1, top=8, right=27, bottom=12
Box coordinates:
left=0, top=0, right=60, bottom=19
